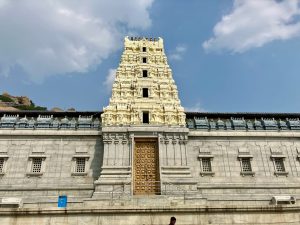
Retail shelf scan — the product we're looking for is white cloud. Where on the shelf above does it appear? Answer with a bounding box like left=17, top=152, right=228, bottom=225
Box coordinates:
left=103, top=68, right=116, bottom=93
left=184, top=102, right=206, bottom=112
left=203, top=0, right=300, bottom=53
left=169, top=44, right=187, bottom=61
left=0, top=0, right=154, bottom=82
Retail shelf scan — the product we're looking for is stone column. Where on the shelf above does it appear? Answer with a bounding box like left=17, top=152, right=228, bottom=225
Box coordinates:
left=159, top=131, right=197, bottom=193
left=174, top=137, right=182, bottom=166
left=93, top=130, right=132, bottom=199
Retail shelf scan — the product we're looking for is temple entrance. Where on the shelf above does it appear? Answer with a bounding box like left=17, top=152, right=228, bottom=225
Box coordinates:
left=133, top=138, right=160, bottom=195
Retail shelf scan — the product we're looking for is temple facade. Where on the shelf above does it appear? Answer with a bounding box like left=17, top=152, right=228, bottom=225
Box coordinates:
left=0, top=37, right=300, bottom=224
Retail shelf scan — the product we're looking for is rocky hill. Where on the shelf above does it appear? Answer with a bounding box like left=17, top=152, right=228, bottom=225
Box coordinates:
left=0, top=92, right=47, bottom=111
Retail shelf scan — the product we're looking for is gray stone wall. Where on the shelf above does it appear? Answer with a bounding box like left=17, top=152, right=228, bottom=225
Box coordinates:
left=0, top=130, right=103, bottom=201
left=188, top=130, right=300, bottom=202
left=1, top=128, right=300, bottom=205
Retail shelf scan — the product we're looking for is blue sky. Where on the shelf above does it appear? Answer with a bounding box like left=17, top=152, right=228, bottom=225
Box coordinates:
left=1, top=0, right=300, bottom=112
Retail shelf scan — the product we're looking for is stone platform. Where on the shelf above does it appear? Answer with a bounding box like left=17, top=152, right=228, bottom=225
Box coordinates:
left=0, top=200, right=299, bottom=225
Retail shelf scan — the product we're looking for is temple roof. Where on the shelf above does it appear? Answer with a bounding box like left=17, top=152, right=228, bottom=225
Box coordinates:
left=1, top=110, right=300, bottom=131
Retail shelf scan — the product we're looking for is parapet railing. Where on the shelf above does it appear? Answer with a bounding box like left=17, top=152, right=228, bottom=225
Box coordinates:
left=0, top=114, right=101, bottom=130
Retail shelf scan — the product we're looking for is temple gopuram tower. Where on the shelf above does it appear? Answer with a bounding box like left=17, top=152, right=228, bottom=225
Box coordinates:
left=101, top=36, right=185, bottom=126
left=94, top=37, right=195, bottom=197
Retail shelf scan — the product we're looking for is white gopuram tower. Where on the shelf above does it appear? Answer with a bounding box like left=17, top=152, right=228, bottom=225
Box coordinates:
left=94, top=37, right=195, bottom=197
left=101, top=36, right=186, bottom=126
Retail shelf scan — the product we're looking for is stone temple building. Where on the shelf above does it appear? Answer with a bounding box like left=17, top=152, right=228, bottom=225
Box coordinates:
left=0, top=37, right=300, bottom=224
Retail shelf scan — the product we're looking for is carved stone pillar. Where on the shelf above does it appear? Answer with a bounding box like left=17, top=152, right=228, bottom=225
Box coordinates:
left=93, top=131, right=132, bottom=198
left=159, top=131, right=197, bottom=193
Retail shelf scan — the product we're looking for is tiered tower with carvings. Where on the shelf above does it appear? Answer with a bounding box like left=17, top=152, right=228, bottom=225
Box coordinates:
left=101, top=36, right=185, bottom=126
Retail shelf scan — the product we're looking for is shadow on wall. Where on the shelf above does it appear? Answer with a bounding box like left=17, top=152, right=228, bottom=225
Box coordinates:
left=90, top=138, right=103, bottom=180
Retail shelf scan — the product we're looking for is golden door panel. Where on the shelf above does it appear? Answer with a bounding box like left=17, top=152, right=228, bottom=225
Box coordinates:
left=133, top=139, right=160, bottom=195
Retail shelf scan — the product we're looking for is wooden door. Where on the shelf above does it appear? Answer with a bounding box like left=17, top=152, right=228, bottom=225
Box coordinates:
left=133, top=139, right=160, bottom=195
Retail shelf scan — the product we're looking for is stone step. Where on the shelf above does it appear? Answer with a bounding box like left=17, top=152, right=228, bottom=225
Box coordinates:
left=84, top=194, right=207, bottom=207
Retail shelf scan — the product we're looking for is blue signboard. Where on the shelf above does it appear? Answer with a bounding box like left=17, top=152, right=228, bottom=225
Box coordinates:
left=58, top=195, right=67, bottom=208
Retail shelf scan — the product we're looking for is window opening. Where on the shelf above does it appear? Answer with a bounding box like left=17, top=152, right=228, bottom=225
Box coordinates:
left=201, top=158, right=212, bottom=172
left=32, top=158, right=42, bottom=173
left=241, top=158, right=252, bottom=172
left=143, top=112, right=149, bottom=124
left=0, top=158, right=4, bottom=173
left=143, top=88, right=149, bottom=97
left=143, top=70, right=148, bottom=77
left=275, top=158, right=285, bottom=172
left=75, top=158, right=86, bottom=173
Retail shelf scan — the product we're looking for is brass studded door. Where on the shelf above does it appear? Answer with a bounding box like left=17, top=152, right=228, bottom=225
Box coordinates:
left=133, top=139, right=160, bottom=195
